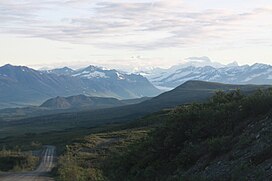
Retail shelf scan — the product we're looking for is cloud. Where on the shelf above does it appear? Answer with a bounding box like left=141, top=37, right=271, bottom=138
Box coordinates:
left=0, top=0, right=271, bottom=50
left=186, top=56, right=211, bottom=62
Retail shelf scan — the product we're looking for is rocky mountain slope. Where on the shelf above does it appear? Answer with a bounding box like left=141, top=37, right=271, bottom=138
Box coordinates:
left=0, top=64, right=160, bottom=108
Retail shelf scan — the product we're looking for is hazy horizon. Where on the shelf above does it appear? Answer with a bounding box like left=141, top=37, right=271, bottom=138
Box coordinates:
left=0, top=56, right=271, bottom=72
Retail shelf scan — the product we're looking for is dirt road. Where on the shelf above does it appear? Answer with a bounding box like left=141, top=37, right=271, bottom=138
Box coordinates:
left=0, top=146, right=55, bottom=181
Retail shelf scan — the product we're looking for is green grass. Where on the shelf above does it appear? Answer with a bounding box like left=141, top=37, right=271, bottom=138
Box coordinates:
left=55, top=127, right=151, bottom=181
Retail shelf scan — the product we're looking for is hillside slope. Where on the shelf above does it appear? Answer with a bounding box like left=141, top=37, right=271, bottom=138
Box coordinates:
left=103, top=88, right=272, bottom=181
left=52, top=86, right=272, bottom=181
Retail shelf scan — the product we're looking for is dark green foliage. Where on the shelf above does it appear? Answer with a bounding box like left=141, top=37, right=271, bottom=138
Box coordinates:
left=250, top=145, right=272, bottom=165
left=104, top=89, right=272, bottom=181
left=57, top=147, right=105, bottom=181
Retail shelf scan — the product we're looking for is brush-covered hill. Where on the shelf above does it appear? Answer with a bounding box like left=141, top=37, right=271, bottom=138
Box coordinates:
left=143, top=80, right=269, bottom=109
left=40, top=95, right=150, bottom=110
left=40, top=95, right=124, bottom=109
left=91, top=88, right=272, bottom=181
left=0, top=95, right=150, bottom=122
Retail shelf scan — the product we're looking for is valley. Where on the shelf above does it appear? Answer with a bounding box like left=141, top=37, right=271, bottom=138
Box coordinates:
left=0, top=81, right=269, bottom=138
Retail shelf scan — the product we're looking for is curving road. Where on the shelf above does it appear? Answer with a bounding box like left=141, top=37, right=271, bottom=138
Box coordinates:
left=0, top=146, right=55, bottom=181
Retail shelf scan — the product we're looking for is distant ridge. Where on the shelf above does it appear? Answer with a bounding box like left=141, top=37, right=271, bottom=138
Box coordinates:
left=40, top=95, right=124, bottom=109
left=140, top=80, right=271, bottom=111
left=0, top=95, right=151, bottom=121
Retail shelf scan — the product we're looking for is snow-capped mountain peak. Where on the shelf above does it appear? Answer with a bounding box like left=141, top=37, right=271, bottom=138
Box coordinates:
left=72, top=70, right=109, bottom=79
left=71, top=65, right=126, bottom=80
left=146, top=63, right=272, bottom=88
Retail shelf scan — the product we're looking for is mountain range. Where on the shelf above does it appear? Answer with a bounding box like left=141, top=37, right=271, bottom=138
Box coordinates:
left=0, top=64, right=160, bottom=108
left=1, top=61, right=271, bottom=109
left=145, top=62, right=272, bottom=88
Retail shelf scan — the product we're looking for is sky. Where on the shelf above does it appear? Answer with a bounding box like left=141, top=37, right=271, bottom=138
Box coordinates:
left=0, top=0, right=272, bottom=70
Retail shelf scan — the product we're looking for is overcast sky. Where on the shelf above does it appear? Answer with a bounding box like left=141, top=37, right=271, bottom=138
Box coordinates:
left=0, top=0, right=271, bottom=70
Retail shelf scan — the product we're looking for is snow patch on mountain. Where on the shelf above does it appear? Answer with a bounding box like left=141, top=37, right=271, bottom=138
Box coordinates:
left=82, top=71, right=109, bottom=79
left=116, top=72, right=125, bottom=80
left=73, top=71, right=109, bottom=79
